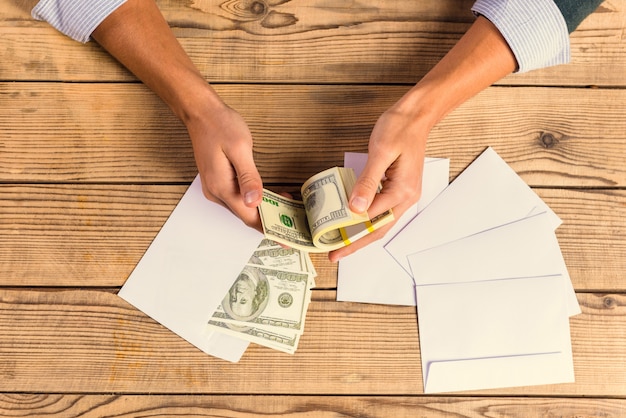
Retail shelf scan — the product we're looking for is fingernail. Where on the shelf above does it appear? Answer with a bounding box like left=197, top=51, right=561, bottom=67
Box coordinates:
left=244, top=190, right=260, bottom=205
left=351, top=196, right=368, bottom=213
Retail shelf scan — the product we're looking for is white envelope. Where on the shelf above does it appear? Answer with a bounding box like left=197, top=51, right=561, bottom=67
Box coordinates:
left=336, top=154, right=450, bottom=306
left=118, top=175, right=264, bottom=362
left=416, top=275, right=574, bottom=393
left=385, top=147, right=562, bottom=275
left=408, top=213, right=580, bottom=315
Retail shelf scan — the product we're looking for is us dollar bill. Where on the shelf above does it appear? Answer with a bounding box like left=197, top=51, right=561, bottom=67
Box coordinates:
left=207, top=318, right=301, bottom=354
left=207, top=263, right=312, bottom=353
left=258, top=190, right=321, bottom=252
left=207, top=236, right=317, bottom=354
left=208, top=264, right=312, bottom=332
left=257, top=238, right=281, bottom=248
left=249, top=244, right=316, bottom=288
left=249, top=245, right=309, bottom=273
left=301, top=168, right=361, bottom=248
left=258, top=167, right=393, bottom=252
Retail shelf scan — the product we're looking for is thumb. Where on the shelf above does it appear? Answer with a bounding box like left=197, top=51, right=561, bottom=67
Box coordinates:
left=232, top=152, right=263, bottom=208
left=349, top=157, right=389, bottom=214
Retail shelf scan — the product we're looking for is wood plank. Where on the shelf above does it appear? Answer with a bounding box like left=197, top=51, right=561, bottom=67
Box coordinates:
left=0, top=289, right=624, bottom=397
left=541, top=188, right=626, bottom=292
left=0, top=394, right=624, bottom=417
left=1, top=0, right=624, bottom=86
left=0, top=184, right=183, bottom=287
left=1, top=186, right=625, bottom=290
left=3, top=0, right=623, bottom=410
left=2, top=83, right=626, bottom=186
left=0, top=184, right=336, bottom=288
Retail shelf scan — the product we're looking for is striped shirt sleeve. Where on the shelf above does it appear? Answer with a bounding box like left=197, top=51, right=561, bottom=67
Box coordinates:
left=32, top=0, right=127, bottom=43
left=472, top=0, right=570, bottom=73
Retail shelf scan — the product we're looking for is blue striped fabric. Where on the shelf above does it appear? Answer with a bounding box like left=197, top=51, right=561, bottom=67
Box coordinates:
left=472, top=0, right=570, bottom=73
left=32, top=0, right=573, bottom=73
left=32, top=0, right=127, bottom=43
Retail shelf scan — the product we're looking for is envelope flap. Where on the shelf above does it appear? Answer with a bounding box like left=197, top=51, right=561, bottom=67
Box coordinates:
left=425, top=352, right=574, bottom=393
left=416, top=275, right=574, bottom=393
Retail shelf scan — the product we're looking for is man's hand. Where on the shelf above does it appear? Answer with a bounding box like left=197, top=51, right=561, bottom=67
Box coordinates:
left=328, top=97, right=429, bottom=262
left=186, top=99, right=263, bottom=230
left=328, top=15, right=517, bottom=262
left=92, top=0, right=264, bottom=229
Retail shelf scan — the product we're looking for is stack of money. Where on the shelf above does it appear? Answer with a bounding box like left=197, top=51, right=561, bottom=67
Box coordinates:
left=258, top=167, right=393, bottom=252
left=206, top=239, right=317, bottom=354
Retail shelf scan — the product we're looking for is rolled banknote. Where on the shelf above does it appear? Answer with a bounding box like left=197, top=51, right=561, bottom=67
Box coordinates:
left=258, top=167, right=393, bottom=252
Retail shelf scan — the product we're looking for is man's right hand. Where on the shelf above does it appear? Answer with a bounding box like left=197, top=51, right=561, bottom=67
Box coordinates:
left=186, top=97, right=264, bottom=231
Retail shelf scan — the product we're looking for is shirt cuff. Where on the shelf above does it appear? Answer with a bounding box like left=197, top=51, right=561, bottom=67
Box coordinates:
left=32, top=0, right=127, bottom=43
left=472, top=0, right=570, bottom=73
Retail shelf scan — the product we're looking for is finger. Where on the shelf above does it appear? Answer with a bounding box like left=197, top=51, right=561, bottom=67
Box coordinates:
left=367, top=177, right=419, bottom=220
left=349, top=154, right=394, bottom=214
left=217, top=191, right=263, bottom=232
left=368, top=151, right=425, bottom=218
left=328, top=221, right=394, bottom=262
left=229, top=147, right=264, bottom=208
left=201, top=165, right=263, bottom=232
left=328, top=196, right=414, bottom=262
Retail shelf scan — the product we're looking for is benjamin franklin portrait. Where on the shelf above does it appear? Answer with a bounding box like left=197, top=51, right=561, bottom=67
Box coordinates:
left=222, top=265, right=270, bottom=322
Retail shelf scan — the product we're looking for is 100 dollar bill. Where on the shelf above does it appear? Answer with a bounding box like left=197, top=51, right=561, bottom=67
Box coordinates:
left=206, top=263, right=313, bottom=353
left=258, top=167, right=393, bottom=252
left=208, top=264, right=312, bottom=330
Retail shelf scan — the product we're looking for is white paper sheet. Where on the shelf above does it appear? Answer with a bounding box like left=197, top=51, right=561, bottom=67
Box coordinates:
left=416, top=275, right=574, bottom=393
left=336, top=154, right=450, bottom=305
left=118, top=175, right=264, bottom=362
left=407, top=213, right=580, bottom=315
left=385, top=147, right=562, bottom=275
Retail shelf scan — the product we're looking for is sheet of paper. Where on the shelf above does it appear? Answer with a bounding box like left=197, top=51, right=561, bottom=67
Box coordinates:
left=407, top=213, right=580, bottom=315
left=416, top=275, right=574, bottom=393
left=336, top=154, right=450, bottom=306
left=118, top=175, right=264, bottom=362
left=385, top=147, right=562, bottom=275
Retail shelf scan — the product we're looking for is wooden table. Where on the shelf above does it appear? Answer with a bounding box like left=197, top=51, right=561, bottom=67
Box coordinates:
left=1, top=0, right=625, bottom=416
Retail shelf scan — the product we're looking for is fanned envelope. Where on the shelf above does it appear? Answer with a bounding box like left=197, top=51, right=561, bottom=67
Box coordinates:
left=119, top=175, right=264, bottom=362
left=385, top=147, right=561, bottom=275
left=408, top=213, right=580, bottom=316
left=409, top=213, right=578, bottom=393
left=380, top=147, right=578, bottom=393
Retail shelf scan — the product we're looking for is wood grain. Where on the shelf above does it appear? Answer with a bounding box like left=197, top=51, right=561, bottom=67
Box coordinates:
left=0, top=394, right=624, bottom=417
left=1, top=185, right=624, bottom=290
left=1, top=0, right=624, bottom=86
left=0, top=184, right=181, bottom=286
left=540, top=188, right=626, bottom=292
left=2, top=83, right=625, bottom=186
left=1, top=0, right=625, bottom=412
left=0, top=289, right=624, bottom=397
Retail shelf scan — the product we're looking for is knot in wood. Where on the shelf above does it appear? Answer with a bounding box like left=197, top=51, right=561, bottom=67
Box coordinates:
left=539, top=132, right=558, bottom=149
left=603, top=296, right=616, bottom=309
left=220, top=0, right=268, bottom=20
left=251, top=1, right=266, bottom=15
